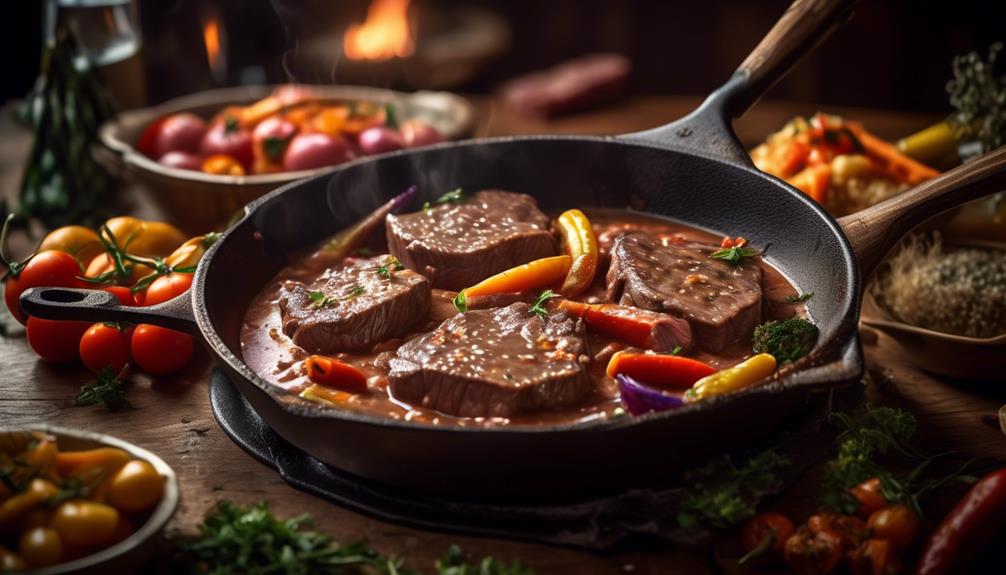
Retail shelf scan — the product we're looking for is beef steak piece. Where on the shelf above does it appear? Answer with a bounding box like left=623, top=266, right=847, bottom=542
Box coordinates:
left=388, top=303, right=591, bottom=418
left=605, top=232, right=763, bottom=352
left=279, top=255, right=431, bottom=354
left=385, top=190, right=557, bottom=290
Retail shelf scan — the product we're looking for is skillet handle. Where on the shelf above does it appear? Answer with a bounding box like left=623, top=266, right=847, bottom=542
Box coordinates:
left=19, top=287, right=199, bottom=335
left=838, top=145, right=1006, bottom=279
left=626, top=0, right=856, bottom=163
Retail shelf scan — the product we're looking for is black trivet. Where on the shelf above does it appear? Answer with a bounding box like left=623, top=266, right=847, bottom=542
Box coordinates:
left=209, top=369, right=853, bottom=550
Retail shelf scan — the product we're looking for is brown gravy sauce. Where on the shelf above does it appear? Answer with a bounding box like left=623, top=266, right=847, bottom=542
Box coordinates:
left=240, top=210, right=805, bottom=427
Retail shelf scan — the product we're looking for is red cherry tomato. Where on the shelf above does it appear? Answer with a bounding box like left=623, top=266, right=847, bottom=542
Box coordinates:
left=101, top=286, right=137, bottom=306
left=79, top=323, right=134, bottom=374
left=131, top=324, right=193, bottom=376
left=200, top=118, right=253, bottom=170
left=148, top=113, right=207, bottom=158
left=5, top=250, right=84, bottom=324
left=252, top=116, right=297, bottom=171
left=157, top=151, right=203, bottom=171
left=357, top=126, right=404, bottom=155
left=26, top=317, right=91, bottom=363
left=137, top=116, right=166, bottom=158
left=399, top=120, right=443, bottom=148
left=283, top=133, right=353, bottom=171
left=142, top=273, right=193, bottom=306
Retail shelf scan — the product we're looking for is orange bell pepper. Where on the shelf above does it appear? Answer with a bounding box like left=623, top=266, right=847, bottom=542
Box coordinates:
left=606, top=351, right=716, bottom=390
left=555, top=209, right=599, bottom=297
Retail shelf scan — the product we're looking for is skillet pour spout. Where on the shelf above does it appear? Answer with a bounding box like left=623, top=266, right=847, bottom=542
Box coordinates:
left=17, top=0, right=1006, bottom=500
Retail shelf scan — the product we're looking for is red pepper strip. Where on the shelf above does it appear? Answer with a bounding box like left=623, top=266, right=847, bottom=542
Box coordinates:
left=559, top=300, right=691, bottom=352
left=914, top=468, right=1006, bottom=575
left=606, top=351, right=715, bottom=390
left=304, top=355, right=368, bottom=393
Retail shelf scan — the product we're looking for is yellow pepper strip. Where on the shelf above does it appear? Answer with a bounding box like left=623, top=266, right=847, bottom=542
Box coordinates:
left=300, top=383, right=355, bottom=406
left=0, top=479, right=58, bottom=533
left=685, top=353, right=777, bottom=402
left=554, top=209, right=599, bottom=297
left=454, top=255, right=572, bottom=312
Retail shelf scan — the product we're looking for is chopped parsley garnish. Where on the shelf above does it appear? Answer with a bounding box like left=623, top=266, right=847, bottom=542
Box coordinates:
left=671, top=345, right=683, bottom=356
left=377, top=255, right=405, bottom=279
left=346, top=284, right=366, bottom=298
left=529, top=290, right=558, bottom=319
left=784, top=292, right=814, bottom=304
left=423, top=188, right=464, bottom=211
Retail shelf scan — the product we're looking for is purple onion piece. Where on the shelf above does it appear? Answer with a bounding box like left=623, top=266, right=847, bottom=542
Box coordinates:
left=616, top=373, right=685, bottom=416
left=388, top=185, right=419, bottom=214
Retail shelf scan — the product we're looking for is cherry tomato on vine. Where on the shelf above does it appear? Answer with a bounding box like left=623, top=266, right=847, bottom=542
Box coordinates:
left=49, top=500, right=119, bottom=547
left=740, top=512, right=795, bottom=565
left=101, top=286, right=137, bottom=306
left=850, top=477, right=887, bottom=518
left=26, top=317, right=91, bottom=363
left=867, top=504, right=919, bottom=551
left=79, top=323, right=134, bottom=375
left=141, top=273, right=193, bottom=306
left=5, top=251, right=83, bottom=324
left=200, top=117, right=253, bottom=170
left=131, top=325, right=193, bottom=375
left=18, top=526, right=62, bottom=568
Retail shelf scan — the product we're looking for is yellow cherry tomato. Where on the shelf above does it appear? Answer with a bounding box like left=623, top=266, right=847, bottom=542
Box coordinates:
left=38, top=226, right=104, bottom=265
left=102, top=217, right=186, bottom=259
left=49, top=500, right=119, bottom=547
left=686, top=353, right=777, bottom=401
left=202, top=153, right=246, bottom=176
left=104, top=460, right=164, bottom=514
left=19, top=509, right=52, bottom=532
left=0, top=546, right=26, bottom=572
left=0, top=479, right=59, bottom=533
left=18, top=526, right=62, bottom=568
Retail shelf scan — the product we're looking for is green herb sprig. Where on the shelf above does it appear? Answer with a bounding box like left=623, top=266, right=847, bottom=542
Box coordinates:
left=710, top=245, right=763, bottom=266
left=676, top=450, right=791, bottom=530
left=182, top=500, right=535, bottom=575
left=74, top=367, right=131, bottom=411
left=423, top=188, right=464, bottom=211
left=310, top=285, right=365, bottom=308
left=377, top=255, right=405, bottom=279
left=784, top=292, right=814, bottom=304
left=947, top=42, right=1006, bottom=153
left=529, top=290, right=557, bottom=319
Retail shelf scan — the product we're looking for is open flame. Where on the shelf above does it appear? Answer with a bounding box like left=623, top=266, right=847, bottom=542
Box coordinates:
left=343, top=0, right=415, bottom=61
left=202, top=15, right=226, bottom=81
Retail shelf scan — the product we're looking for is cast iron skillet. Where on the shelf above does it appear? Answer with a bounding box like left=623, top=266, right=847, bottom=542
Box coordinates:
left=23, top=0, right=1006, bottom=499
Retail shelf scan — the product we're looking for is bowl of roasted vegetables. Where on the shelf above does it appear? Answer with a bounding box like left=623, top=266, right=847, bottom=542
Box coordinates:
left=750, top=113, right=941, bottom=216
left=99, top=84, right=474, bottom=232
left=0, top=427, right=178, bottom=574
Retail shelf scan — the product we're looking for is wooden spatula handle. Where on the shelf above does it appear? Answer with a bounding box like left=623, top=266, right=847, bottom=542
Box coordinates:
left=731, top=0, right=857, bottom=117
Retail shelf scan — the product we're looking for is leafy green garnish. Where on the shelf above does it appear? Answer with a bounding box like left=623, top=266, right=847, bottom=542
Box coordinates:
left=676, top=450, right=790, bottom=530
left=947, top=42, right=1006, bottom=152
left=453, top=290, right=468, bottom=313
left=710, top=245, right=762, bottom=266
left=309, top=290, right=337, bottom=308
left=377, top=255, right=405, bottom=279
left=435, top=545, right=534, bottom=575
left=784, top=292, right=814, bottom=304
left=671, top=345, right=682, bottom=356
left=529, top=290, right=557, bottom=319
left=74, top=367, right=130, bottom=411
left=183, top=501, right=535, bottom=575
left=347, top=284, right=366, bottom=298
left=752, top=317, right=819, bottom=363
left=423, top=188, right=464, bottom=211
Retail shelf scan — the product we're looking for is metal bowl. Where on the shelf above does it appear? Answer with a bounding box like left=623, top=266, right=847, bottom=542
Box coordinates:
left=98, top=84, right=475, bottom=233
left=0, top=425, right=179, bottom=575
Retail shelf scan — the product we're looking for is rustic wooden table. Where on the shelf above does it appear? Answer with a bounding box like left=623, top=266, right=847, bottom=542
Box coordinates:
left=2, top=95, right=1004, bottom=574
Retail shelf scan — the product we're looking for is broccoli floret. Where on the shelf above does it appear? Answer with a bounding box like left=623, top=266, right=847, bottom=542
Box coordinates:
left=752, top=317, right=819, bottom=363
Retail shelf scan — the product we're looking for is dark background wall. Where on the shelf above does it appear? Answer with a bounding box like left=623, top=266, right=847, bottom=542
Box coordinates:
left=5, top=0, right=1003, bottom=113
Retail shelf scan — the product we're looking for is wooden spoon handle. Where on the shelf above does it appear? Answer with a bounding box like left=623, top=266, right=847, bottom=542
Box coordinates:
left=730, top=0, right=857, bottom=117
left=838, top=145, right=1006, bottom=278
